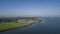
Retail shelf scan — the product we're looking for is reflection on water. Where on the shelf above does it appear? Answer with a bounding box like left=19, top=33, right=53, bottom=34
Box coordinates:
left=0, top=17, right=60, bottom=34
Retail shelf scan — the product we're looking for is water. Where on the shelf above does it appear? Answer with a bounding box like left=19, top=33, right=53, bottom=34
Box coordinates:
left=0, top=17, right=60, bottom=34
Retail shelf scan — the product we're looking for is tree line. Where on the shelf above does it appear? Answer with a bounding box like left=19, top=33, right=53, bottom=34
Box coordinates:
left=0, top=18, right=17, bottom=23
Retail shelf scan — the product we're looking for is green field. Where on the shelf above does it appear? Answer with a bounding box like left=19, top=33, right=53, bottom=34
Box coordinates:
left=0, top=19, right=43, bottom=32
left=0, top=21, right=34, bottom=31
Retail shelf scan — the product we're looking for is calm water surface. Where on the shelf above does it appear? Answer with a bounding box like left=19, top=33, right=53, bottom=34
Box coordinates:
left=0, top=17, right=60, bottom=34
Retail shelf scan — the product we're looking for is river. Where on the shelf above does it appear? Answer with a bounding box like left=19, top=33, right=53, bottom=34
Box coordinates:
left=0, top=17, right=60, bottom=34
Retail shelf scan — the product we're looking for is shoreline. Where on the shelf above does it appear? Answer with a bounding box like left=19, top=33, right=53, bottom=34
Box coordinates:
left=0, top=17, right=43, bottom=32
left=0, top=22, right=34, bottom=32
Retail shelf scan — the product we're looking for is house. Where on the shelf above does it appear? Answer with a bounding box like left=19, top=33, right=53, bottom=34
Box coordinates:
left=16, top=17, right=41, bottom=23
left=16, top=18, right=27, bottom=23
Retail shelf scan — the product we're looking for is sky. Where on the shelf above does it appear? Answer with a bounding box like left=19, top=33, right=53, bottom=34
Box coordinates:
left=0, top=0, right=60, bottom=17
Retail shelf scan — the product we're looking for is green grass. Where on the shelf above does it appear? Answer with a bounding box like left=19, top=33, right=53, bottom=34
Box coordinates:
left=0, top=20, right=43, bottom=31
left=0, top=21, right=34, bottom=31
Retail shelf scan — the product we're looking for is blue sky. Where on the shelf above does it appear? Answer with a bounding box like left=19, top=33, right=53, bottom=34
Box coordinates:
left=0, top=0, right=60, bottom=17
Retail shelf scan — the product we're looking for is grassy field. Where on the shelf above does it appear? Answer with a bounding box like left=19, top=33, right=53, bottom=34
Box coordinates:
left=0, top=20, right=43, bottom=32
left=0, top=21, right=34, bottom=31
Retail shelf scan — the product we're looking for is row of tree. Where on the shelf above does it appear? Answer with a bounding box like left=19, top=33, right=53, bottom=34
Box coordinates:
left=0, top=18, right=17, bottom=23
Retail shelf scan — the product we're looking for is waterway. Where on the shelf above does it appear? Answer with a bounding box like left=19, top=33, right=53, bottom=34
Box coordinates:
left=0, top=17, right=60, bottom=34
